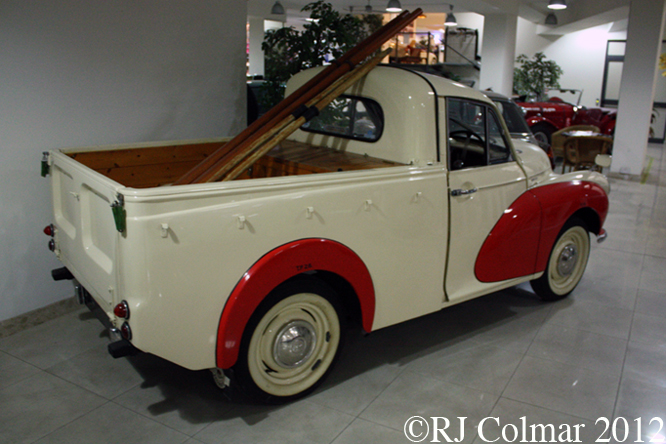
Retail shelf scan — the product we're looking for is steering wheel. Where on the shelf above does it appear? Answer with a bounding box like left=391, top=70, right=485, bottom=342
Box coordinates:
left=449, top=129, right=484, bottom=145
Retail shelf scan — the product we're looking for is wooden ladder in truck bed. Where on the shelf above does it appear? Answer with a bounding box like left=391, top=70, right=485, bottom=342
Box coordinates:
left=172, top=8, right=423, bottom=185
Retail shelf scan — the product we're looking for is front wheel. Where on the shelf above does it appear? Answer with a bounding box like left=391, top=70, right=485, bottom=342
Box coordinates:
left=530, top=122, right=554, bottom=146
left=531, top=218, right=590, bottom=301
left=233, top=279, right=344, bottom=403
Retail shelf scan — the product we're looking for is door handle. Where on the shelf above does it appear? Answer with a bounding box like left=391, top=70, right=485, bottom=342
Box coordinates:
left=451, top=187, right=478, bottom=197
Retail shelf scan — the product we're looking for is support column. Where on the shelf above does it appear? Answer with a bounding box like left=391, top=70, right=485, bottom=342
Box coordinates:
left=479, top=13, right=518, bottom=96
left=611, top=0, right=666, bottom=175
left=248, top=17, right=265, bottom=78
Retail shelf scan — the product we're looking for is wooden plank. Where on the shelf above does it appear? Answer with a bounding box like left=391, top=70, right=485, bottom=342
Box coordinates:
left=82, top=139, right=403, bottom=188
left=92, top=160, right=203, bottom=188
left=266, top=141, right=403, bottom=172
left=69, top=142, right=225, bottom=170
left=218, top=48, right=394, bottom=182
left=175, top=9, right=422, bottom=185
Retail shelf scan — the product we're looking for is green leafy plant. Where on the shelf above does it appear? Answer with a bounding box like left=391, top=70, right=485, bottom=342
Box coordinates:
left=261, top=1, right=383, bottom=108
left=513, top=52, right=563, bottom=100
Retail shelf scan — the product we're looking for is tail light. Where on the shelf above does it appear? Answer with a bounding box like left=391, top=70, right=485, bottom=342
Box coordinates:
left=43, top=224, right=55, bottom=236
left=45, top=224, right=56, bottom=251
left=113, top=300, right=130, bottom=320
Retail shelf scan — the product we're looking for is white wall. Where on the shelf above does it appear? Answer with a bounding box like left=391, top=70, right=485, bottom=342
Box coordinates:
left=515, top=17, right=627, bottom=107
left=454, top=13, right=486, bottom=52
left=0, top=0, right=247, bottom=322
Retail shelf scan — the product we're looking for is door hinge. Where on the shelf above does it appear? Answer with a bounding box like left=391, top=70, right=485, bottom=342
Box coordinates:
left=111, top=194, right=126, bottom=233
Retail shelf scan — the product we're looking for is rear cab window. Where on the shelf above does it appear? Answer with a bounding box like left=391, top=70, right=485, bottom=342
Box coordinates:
left=301, top=95, right=384, bottom=142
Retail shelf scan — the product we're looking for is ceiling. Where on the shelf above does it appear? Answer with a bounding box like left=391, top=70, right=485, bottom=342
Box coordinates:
left=248, top=0, right=631, bottom=35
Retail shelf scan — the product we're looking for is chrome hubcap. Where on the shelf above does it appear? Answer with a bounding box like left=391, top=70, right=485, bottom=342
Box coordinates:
left=557, top=244, right=578, bottom=276
left=273, top=320, right=316, bottom=368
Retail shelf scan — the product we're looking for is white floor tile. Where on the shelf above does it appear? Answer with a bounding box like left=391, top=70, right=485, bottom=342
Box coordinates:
left=0, top=372, right=106, bottom=444
left=193, top=401, right=353, bottom=444
left=360, top=371, right=498, bottom=444
left=33, top=402, right=190, bottom=444
left=503, top=356, right=619, bottom=421
left=527, top=323, right=627, bottom=376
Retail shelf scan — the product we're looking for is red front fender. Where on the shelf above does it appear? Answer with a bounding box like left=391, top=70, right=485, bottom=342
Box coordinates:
left=475, top=181, right=609, bottom=282
left=526, top=115, right=559, bottom=129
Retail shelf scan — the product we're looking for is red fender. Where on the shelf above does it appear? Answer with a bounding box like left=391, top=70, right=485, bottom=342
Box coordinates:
left=216, top=238, right=375, bottom=369
left=531, top=181, right=608, bottom=272
left=475, top=192, right=542, bottom=282
left=475, top=181, right=608, bottom=282
left=525, top=115, right=558, bottom=128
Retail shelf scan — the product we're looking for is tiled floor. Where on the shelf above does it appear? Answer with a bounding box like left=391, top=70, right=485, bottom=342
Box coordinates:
left=1, top=144, right=665, bottom=444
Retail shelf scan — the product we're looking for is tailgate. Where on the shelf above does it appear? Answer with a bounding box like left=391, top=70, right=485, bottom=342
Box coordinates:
left=49, top=150, right=123, bottom=311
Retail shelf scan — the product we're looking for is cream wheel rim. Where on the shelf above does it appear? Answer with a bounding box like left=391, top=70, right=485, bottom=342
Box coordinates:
left=247, top=293, right=340, bottom=397
left=548, top=226, right=590, bottom=296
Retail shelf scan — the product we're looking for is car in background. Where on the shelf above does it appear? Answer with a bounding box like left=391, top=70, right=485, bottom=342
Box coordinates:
left=484, top=90, right=554, bottom=166
left=515, top=89, right=616, bottom=145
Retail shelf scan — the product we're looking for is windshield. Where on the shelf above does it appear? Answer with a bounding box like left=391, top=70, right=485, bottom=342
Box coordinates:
left=545, top=89, right=582, bottom=106
left=493, top=99, right=531, bottom=135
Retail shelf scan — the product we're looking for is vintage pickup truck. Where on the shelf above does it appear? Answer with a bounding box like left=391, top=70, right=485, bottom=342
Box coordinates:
left=42, top=65, right=610, bottom=403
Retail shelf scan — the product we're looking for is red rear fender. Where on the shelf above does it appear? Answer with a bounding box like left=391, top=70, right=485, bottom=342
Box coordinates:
left=215, top=238, right=375, bottom=369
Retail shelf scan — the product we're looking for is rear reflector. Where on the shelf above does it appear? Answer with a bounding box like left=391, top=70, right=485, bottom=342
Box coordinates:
left=121, top=322, right=132, bottom=341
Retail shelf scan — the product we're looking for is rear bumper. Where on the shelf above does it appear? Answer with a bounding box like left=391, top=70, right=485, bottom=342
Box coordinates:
left=55, top=270, right=142, bottom=359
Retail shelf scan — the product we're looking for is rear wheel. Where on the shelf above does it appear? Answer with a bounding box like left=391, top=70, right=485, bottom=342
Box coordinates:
left=531, top=218, right=590, bottom=301
left=233, top=279, right=344, bottom=403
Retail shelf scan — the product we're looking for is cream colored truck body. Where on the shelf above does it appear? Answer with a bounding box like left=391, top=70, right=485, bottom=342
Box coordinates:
left=45, top=66, right=609, bottom=373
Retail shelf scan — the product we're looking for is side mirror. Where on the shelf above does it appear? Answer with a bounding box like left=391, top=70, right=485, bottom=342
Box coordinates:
left=595, top=154, right=612, bottom=168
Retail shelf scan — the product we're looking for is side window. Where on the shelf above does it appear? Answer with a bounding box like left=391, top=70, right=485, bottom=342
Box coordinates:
left=301, top=95, right=384, bottom=142
left=488, top=110, right=512, bottom=164
left=447, top=98, right=512, bottom=170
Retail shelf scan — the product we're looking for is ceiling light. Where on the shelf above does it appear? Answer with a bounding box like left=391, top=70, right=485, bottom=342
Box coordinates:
left=386, top=0, right=402, bottom=12
left=545, top=12, right=558, bottom=25
left=445, top=5, right=457, bottom=26
left=548, top=0, right=567, bottom=10
left=271, top=1, right=285, bottom=15
left=366, top=1, right=373, bottom=12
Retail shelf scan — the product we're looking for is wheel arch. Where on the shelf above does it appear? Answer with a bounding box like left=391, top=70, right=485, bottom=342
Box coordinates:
left=475, top=181, right=608, bottom=283
left=569, top=206, right=601, bottom=235
left=215, top=238, right=375, bottom=369
left=527, top=116, right=558, bottom=130
left=531, top=180, right=608, bottom=272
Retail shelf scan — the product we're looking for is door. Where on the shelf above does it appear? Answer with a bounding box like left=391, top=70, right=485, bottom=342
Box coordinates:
left=443, top=97, right=527, bottom=301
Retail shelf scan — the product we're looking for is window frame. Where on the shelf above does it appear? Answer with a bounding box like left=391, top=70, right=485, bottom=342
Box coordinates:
left=446, top=97, right=512, bottom=171
left=300, top=94, right=384, bottom=143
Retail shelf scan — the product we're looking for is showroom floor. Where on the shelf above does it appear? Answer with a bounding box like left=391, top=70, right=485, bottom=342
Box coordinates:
left=1, top=144, right=665, bottom=444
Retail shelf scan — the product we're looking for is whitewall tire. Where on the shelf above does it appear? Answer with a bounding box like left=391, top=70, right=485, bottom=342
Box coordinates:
left=531, top=218, right=590, bottom=301
left=234, top=279, right=344, bottom=403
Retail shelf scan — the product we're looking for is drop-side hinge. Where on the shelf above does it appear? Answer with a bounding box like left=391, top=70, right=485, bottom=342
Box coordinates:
left=111, top=194, right=126, bottom=233
left=41, top=152, right=50, bottom=177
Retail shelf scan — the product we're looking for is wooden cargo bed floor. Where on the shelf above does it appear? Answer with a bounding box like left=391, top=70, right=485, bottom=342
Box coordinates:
left=68, top=140, right=404, bottom=188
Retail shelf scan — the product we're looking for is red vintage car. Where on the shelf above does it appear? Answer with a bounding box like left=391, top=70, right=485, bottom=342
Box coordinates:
left=516, top=89, right=617, bottom=145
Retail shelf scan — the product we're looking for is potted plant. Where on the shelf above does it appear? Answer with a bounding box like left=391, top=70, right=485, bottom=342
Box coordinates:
left=513, top=52, right=563, bottom=101
left=260, top=1, right=382, bottom=109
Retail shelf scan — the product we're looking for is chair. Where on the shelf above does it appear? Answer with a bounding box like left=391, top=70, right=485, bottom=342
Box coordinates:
left=550, top=125, right=600, bottom=169
left=562, top=135, right=612, bottom=172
